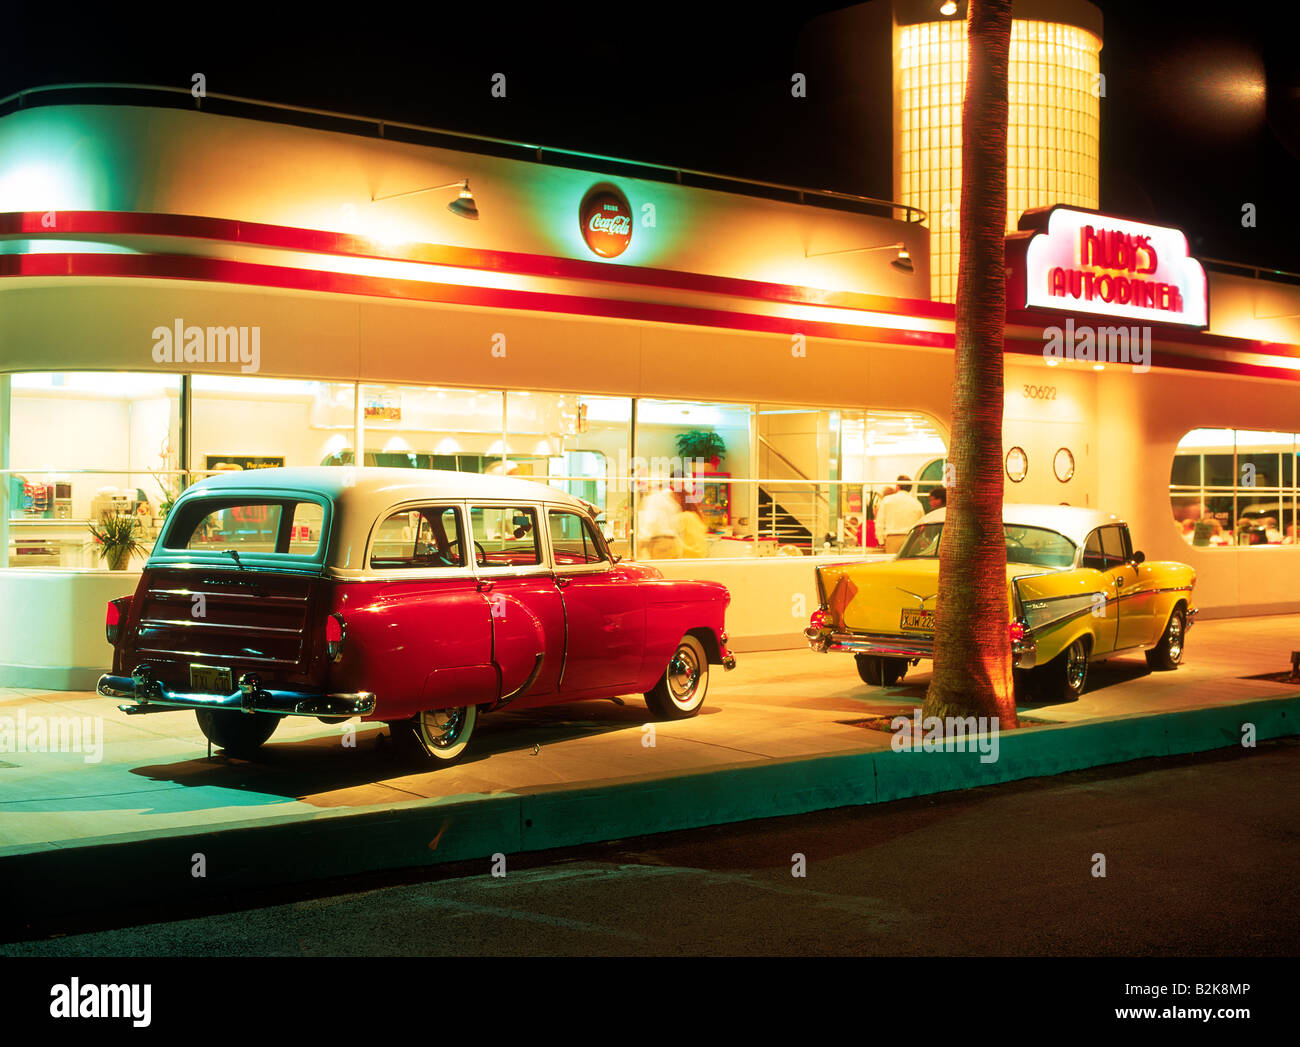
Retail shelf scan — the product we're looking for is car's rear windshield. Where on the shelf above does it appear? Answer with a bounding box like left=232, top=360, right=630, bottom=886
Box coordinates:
left=162, top=497, right=326, bottom=557
left=899, top=522, right=1076, bottom=568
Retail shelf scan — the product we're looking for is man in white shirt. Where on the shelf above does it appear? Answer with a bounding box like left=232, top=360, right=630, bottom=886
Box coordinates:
left=637, top=481, right=683, bottom=559
left=878, top=475, right=924, bottom=554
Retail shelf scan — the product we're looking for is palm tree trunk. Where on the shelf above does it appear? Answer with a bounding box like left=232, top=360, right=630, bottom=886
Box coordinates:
left=923, top=0, right=1019, bottom=729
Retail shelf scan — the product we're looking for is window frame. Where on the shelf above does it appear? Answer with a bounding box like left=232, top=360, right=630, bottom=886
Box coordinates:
left=151, top=489, right=332, bottom=574
left=546, top=507, right=613, bottom=575
left=366, top=503, right=471, bottom=574
left=467, top=501, right=550, bottom=577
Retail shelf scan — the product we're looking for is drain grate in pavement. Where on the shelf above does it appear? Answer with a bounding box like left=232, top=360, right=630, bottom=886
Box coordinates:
left=839, top=715, right=1050, bottom=733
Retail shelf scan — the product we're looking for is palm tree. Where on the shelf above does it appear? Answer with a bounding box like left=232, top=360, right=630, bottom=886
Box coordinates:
left=923, top=0, right=1019, bottom=729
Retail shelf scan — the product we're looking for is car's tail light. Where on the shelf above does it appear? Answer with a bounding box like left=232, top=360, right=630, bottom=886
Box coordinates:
left=325, top=612, right=346, bottom=662
left=1009, top=619, right=1026, bottom=645
left=809, top=608, right=831, bottom=630
left=105, top=598, right=130, bottom=644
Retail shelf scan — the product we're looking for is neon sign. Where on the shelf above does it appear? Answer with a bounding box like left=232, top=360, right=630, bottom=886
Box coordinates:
left=1010, top=206, right=1208, bottom=328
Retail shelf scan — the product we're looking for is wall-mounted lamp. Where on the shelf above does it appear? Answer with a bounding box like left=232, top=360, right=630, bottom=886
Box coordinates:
left=371, top=178, right=479, bottom=220
left=805, top=241, right=914, bottom=274
left=939, top=1, right=959, bottom=16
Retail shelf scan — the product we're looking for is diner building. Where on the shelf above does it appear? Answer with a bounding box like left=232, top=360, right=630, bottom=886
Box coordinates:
left=2, top=14, right=1299, bottom=687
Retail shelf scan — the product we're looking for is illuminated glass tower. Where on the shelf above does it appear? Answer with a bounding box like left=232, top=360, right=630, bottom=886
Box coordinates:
left=892, top=0, right=1103, bottom=301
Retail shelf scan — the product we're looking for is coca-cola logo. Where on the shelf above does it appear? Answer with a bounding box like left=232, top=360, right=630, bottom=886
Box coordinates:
left=580, top=185, right=632, bottom=258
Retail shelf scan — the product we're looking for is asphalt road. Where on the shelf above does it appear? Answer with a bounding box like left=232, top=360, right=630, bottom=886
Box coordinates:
left=5, top=740, right=1296, bottom=956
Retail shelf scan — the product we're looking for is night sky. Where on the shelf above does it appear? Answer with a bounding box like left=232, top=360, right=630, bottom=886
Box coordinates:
left=3, top=1, right=1297, bottom=271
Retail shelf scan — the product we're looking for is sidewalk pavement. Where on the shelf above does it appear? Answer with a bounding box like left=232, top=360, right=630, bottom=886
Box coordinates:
left=1, top=614, right=1297, bottom=930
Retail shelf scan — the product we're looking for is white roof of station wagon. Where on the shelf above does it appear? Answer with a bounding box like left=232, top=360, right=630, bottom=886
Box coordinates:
left=919, top=504, right=1124, bottom=549
left=188, top=467, right=593, bottom=515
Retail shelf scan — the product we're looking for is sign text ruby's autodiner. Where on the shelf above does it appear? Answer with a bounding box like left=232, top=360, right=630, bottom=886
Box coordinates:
left=1047, top=225, right=1184, bottom=314
left=1016, top=206, right=1208, bottom=329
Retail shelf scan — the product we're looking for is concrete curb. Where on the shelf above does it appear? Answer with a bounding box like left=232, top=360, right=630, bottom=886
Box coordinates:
left=2, top=695, right=1294, bottom=933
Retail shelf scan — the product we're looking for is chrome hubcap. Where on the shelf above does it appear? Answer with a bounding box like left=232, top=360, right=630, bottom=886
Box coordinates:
left=1066, top=641, right=1087, bottom=692
left=667, top=647, right=701, bottom=704
left=1167, top=614, right=1183, bottom=661
left=422, top=707, right=466, bottom=749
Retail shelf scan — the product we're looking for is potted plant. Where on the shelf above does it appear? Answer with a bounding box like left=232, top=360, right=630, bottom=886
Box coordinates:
left=150, top=469, right=183, bottom=519
left=861, top=488, right=881, bottom=548
left=88, top=512, right=146, bottom=571
left=675, top=430, right=726, bottom=470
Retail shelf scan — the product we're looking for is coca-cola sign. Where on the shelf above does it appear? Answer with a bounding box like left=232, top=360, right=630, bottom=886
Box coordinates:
left=580, top=185, right=632, bottom=258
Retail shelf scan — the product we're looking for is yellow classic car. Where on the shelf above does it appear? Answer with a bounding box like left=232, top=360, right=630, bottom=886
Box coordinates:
left=805, top=505, right=1197, bottom=702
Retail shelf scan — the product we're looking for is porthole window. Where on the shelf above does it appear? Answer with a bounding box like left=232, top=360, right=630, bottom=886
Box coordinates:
left=1005, top=446, right=1028, bottom=483
left=1053, top=447, right=1075, bottom=483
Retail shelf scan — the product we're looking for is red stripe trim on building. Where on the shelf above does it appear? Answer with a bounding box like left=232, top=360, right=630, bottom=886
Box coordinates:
left=5, top=252, right=1299, bottom=381
left=0, top=210, right=951, bottom=320
left=1005, top=308, right=1300, bottom=360
left=3, top=211, right=1294, bottom=362
left=0, top=252, right=956, bottom=349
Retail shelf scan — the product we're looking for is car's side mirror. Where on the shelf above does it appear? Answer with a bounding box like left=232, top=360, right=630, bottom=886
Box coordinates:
left=1131, top=550, right=1145, bottom=565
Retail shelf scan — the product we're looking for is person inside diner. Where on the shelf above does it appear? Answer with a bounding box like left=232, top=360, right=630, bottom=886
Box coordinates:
left=638, top=476, right=683, bottom=559
left=878, top=475, right=925, bottom=554
left=674, top=489, right=709, bottom=558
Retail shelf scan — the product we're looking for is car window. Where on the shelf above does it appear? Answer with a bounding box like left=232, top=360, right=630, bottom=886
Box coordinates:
left=898, top=523, right=943, bottom=559
left=289, top=502, right=324, bottom=554
left=164, top=498, right=324, bottom=556
left=549, top=510, right=608, bottom=566
left=370, top=506, right=465, bottom=569
left=1101, top=526, right=1130, bottom=567
left=470, top=505, right=541, bottom=567
left=898, top=522, right=1075, bottom=568
left=1082, top=529, right=1106, bottom=570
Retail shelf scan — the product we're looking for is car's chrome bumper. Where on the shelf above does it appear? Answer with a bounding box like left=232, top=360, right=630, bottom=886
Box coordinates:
left=97, top=665, right=376, bottom=718
left=804, top=627, right=1038, bottom=669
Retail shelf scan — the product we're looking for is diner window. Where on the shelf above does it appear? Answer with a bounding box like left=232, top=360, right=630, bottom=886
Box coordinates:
left=193, top=376, right=357, bottom=481
left=507, top=392, right=631, bottom=545
left=5, top=372, right=181, bottom=568
left=470, top=505, right=541, bottom=567
left=838, top=410, right=948, bottom=553
left=331, top=384, right=504, bottom=473
left=635, top=398, right=751, bottom=558
left=370, top=506, right=465, bottom=569
left=1170, top=429, right=1299, bottom=546
left=548, top=510, right=608, bottom=566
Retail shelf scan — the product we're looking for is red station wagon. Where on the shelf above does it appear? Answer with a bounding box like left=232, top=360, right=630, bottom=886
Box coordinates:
left=98, top=468, right=736, bottom=765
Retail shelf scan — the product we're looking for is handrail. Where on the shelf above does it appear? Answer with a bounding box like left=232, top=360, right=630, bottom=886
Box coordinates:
left=0, top=82, right=927, bottom=224
left=1201, top=256, right=1300, bottom=285
left=759, top=434, right=826, bottom=512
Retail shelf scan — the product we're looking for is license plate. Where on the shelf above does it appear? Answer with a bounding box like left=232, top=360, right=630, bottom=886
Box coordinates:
left=190, top=664, right=233, bottom=694
left=900, top=608, right=935, bottom=632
